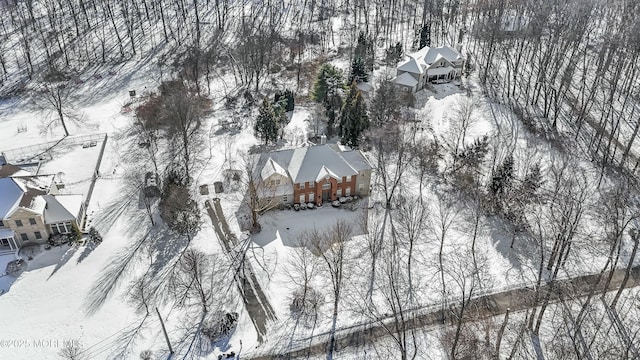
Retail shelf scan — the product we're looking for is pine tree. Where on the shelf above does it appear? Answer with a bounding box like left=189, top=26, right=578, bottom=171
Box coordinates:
left=312, top=63, right=344, bottom=136
left=354, top=31, right=375, bottom=71
left=339, top=82, right=369, bottom=148
left=349, top=57, right=369, bottom=83
left=274, top=89, right=295, bottom=112
left=490, top=155, right=515, bottom=202
left=311, top=63, right=344, bottom=104
left=254, top=98, right=279, bottom=145
left=385, top=42, right=404, bottom=65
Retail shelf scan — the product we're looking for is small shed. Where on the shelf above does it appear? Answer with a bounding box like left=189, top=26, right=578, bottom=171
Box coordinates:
left=214, top=182, right=224, bottom=194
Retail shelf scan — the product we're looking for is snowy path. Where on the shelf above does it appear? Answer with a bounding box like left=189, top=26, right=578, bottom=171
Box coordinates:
left=204, top=199, right=276, bottom=343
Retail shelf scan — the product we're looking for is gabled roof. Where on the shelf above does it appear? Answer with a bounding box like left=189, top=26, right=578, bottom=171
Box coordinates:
left=423, top=46, right=463, bottom=64
left=340, top=150, right=373, bottom=171
left=315, top=165, right=340, bottom=182
left=397, top=57, right=424, bottom=74
left=427, top=54, right=454, bottom=69
left=0, top=178, right=23, bottom=219
left=292, top=145, right=359, bottom=183
left=42, top=194, right=82, bottom=224
left=394, top=72, right=419, bottom=87
left=254, top=144, right=372, bottom=186
left=399, top=45, right=464, bottom=72
left=260, top=157, right=288, bottom=180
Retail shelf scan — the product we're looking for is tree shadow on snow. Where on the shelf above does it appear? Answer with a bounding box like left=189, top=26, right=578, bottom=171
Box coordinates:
left=47, top=245, right=78, bottom=280
left=76, top=240, right=99, bottom=264
left=485, top=215, right=540, bottom=282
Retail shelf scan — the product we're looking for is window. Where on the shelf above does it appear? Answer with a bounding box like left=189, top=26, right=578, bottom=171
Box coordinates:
left=336, top=188, right=342, bottom=197
left=51, top=221, right=73, bottom=235
left=34, top=231, right=42, bottom=239
left=0, top=220, right=4, bottom=227
left=322, top=183, right=331, bottom=190
left=310, top=181, right=315, bottom=187
left=309, top=193, right=314, bottom=202
left=282, top=195, right=288, bottom=203
left=345, top=187, right=351, bottom=196
left=270, top=179, right=281, bottom=186
left=15, top=220, right=23, bottom=227
left=300, top=182, right=305, bottom=189
left=0, top=239, right=8, bottom=246
left=20, top=233, right=28, bottom=241
left=346, top=175, right=351, bottom=182
left=29, top=218, right=36, bottom=225
left=299, top=194, right=305, bottom=203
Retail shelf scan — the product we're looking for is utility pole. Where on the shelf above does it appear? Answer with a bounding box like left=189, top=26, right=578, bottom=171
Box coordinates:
left=156, top=307, right=174, bottom=355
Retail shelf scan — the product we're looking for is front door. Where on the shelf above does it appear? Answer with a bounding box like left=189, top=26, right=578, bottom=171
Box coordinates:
left=322, top=189, right=330, bottom=201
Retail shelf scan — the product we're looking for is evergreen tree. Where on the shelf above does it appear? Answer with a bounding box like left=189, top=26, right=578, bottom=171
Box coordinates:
left=370, top=80, right=400, bottom=126
left=312, top=63, right=344, bottom=136
left=490, top=155, right=515, bottom=201
left=419, top=22, right=431, bottom=49
left=311, top=63, right=344, bottom=104
left=339, top=82, right=369, bottom=148
left=274, top=89, right=295, bottom=112
left=254, top=98, right=279, bottom=144
left=385, top=42, right=404, bottom=65
left=349, top=57, right=369, bottom=83
left=354, top=31, right=375, bottom=71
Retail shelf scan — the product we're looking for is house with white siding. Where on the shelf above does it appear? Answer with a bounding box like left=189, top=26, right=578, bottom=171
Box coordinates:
left=393, top=45, right=465, bottom=93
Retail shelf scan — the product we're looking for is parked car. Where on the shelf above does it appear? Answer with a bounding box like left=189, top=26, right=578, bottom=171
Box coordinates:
left=307, top=202, right=315, bottom=209
left=332, top=200, right=341, bottom=208
left=300, top=203, right=307, bottom=210
left=293, top=204, right=300, bottom=211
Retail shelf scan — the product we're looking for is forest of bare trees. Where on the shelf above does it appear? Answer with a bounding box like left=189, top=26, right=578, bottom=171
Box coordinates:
left=4, top=0, right=640, bottom=359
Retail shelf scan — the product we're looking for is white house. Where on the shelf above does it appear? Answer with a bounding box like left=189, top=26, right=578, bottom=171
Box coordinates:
left=393, top=45, right=465, bottom=93
left=0, top=175, right=85, bottom=255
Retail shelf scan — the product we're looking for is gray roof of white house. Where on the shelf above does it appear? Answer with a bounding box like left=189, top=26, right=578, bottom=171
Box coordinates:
left=43, top=194, right=81, bottom=224
left=394, top=72, right=419, bottom=87
left=0, top=178, right=23, bottom=219
left=398, top=45, right=464, bottom=74
left=0, top=228, right=15, bottom=240
left=255, top=144, right=372, bottom=185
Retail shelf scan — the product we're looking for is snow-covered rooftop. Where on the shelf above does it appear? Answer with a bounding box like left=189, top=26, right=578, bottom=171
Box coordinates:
left=394, top=72, right=419, bottom=87
left=0, top=178, right=23, bottom=219
left=261, top=157, right=288, bottom=181
left=256, top=144, right=372, bottom=185
left=397, top=57, right=424, bottom=74
left=399, top=45, right=464, bottom=73
left=0, top=228, right=15, bottom=240
left=43, top=194, right=82, bottom=224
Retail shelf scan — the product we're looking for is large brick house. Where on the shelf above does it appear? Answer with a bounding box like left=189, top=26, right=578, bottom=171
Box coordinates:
left=253, top=144, right=373, bottom=208
left=0, top=175, right=85, bottom=254
left=393, top=45, right=465, bottom=93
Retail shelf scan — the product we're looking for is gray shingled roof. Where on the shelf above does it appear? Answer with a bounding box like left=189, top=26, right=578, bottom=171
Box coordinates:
left=256, top=145, right=372, bottom=185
